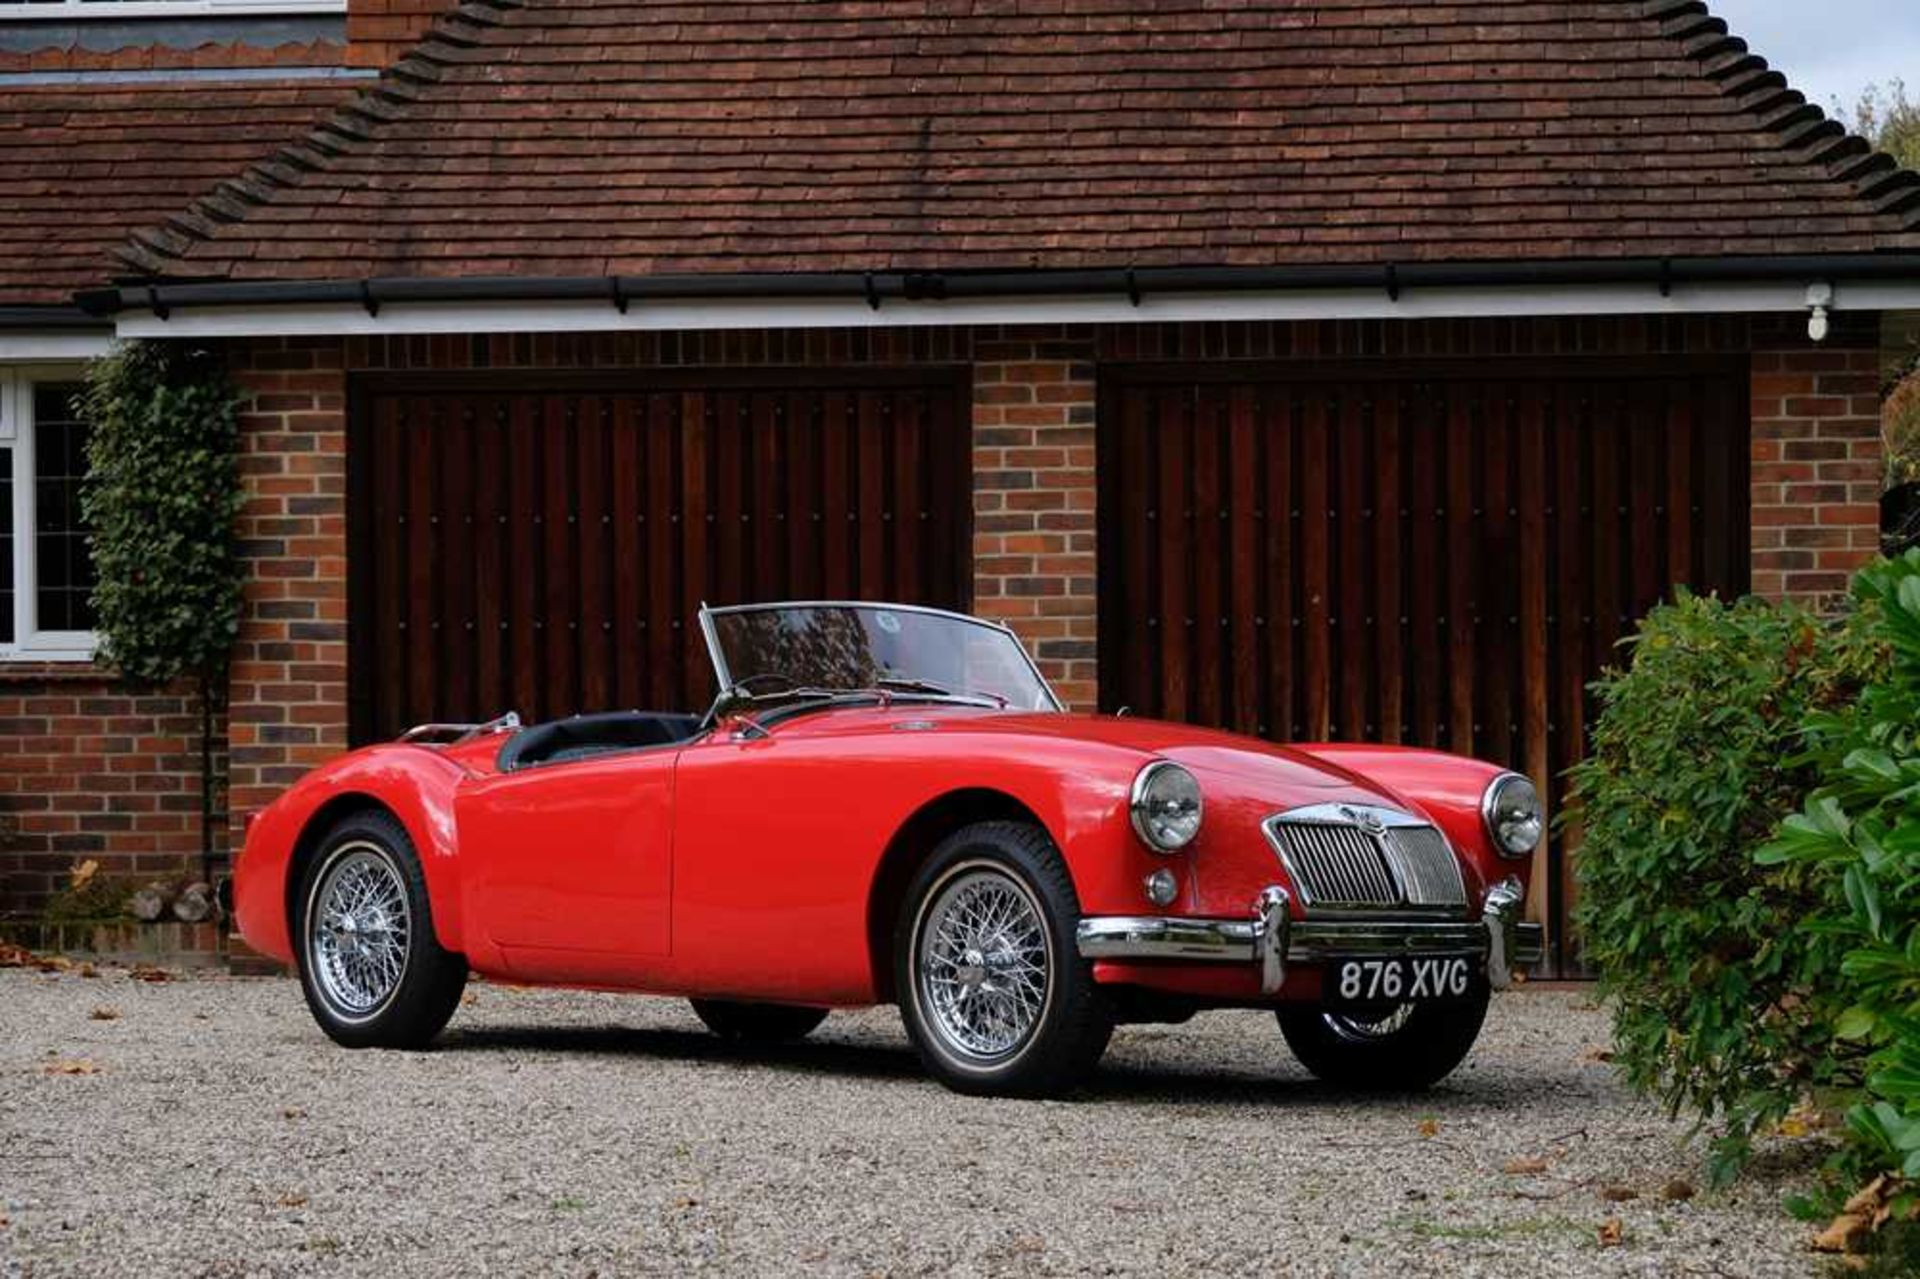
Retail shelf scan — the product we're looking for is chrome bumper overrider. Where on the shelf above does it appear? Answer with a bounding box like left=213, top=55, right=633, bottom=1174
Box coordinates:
left=1076, top=877, right=1544, bottom=995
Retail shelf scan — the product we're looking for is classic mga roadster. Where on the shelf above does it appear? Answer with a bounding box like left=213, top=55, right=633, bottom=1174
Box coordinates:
left=234, top=601, right=1544, bottom=1096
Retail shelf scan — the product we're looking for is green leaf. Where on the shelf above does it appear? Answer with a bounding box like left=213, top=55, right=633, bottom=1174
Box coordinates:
left=1839, top=1005, right=1879, bottom=1040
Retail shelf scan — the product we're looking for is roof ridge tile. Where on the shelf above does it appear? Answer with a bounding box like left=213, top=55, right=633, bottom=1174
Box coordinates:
left=114, top=0, right=514, bottom=279
left=1648, top=0, right=1920, bottom=234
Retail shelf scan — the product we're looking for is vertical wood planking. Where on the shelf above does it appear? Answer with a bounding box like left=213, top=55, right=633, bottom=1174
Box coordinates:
left=352, top=371, right=969, bottom=742
left=1299, top=390, right=1331, bottom=741
left=1372, top=387, right=1403, bottom=745
left=1097, top=361, right=1749, bottom=971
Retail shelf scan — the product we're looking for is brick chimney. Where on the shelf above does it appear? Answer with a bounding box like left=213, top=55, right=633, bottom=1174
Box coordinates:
left=346, top=0, right=458, bottom=70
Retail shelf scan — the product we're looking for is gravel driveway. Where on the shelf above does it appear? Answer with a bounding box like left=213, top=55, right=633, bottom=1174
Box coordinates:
left=0, top=967, right=1820, bottom=1277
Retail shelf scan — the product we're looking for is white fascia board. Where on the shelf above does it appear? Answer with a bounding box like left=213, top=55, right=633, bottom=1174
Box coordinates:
left=0, top=333, right=114, bottom=360
left=110, top=279, right=1920, bottom=340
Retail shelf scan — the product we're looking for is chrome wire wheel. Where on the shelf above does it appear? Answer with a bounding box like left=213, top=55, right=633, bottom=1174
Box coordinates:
left=915, top=864, right=1052, bottom=1065
left=307, top=843, right=412, bottom=1021
left=1324, top=1003, right=1416, bottom=1042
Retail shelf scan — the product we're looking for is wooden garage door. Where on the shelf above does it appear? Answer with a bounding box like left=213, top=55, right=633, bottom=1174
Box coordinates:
left=347, top=368, right=970, bottom=744
left=1097, top=359, right=1750, bottom=973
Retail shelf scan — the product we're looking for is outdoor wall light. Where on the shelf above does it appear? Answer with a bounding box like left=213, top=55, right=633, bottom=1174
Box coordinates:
left=1806, top=281, right=1834, bottom=343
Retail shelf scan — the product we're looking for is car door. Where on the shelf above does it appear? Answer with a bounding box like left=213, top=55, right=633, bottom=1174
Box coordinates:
left=458, top=745, right=678, bottom=979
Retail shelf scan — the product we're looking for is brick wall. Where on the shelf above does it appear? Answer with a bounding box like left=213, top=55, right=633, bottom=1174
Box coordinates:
left=346, top=0, right=456, bottom=69
left=2, top=314, right=1893, bottom=935
left=970, top=334, right=1100, bottom=708
left=0, top=670, right=222, bottom=916
left=1750, top=346, right=1886, bottom=605
left=224, top=339, right=352, bottom=850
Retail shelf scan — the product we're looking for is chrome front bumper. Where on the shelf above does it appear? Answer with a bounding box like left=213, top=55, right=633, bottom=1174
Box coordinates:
left=1076, top=877, right=1543, bottom=996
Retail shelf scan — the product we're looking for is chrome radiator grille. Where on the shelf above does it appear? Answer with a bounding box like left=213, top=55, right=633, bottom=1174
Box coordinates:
left=1263, top=806, right=1468, bottom=911
left=1383, top=826, right=1469, bottom=907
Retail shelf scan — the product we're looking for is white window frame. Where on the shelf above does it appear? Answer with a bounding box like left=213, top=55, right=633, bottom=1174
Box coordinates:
left=0, top=364, right=97, bottom=662
left=0, top=2, right=344, bottom=20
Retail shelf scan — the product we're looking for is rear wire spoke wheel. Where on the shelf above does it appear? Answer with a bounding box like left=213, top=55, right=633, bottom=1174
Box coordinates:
left=296, top=810, right=467, bottom=1050
left=309, top=845, right=411, bottom=1018
left=896, top=822, right=1111, bottom=1096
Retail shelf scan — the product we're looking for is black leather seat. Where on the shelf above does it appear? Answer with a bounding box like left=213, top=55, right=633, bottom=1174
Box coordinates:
left=496, top=711, right=702, bottom=771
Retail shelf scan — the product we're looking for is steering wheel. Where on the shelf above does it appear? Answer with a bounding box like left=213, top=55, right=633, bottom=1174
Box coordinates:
left=730, top=671, right=806, bottom=695
left=697, top=670, right=807, bottom=732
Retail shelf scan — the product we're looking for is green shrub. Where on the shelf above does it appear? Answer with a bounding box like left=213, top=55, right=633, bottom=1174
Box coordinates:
left=1570, top=590, right=1876, bottom=1184
left=1763, top=550, right=1920, bottom=1188
left=81, top=340, right=245, bottom=686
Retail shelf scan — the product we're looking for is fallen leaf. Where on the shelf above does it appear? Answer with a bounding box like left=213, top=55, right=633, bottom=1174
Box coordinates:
left=1813, top=1213, right=1872, bottom=1255
left=1584, top=1047, right=1616, bottom=1064
left=282, top=1107, right=307, bottom=1120
left=1844, top=1175, right=1891, bottom=1216
left=0, top=942, right=34, bottom=968
left=77, top=962, right=98, bottom=979
left=42, top=1058, right=99, bottom=1075
left=1661, top=1179, right=1695, bottom=1202
left=1597, top=1217, right=1624, bottom=1248
left=37, top=955, right=72, bottom=973
left=1600, top=1185, right=1639, bottom=1203
left=88, top=1007, right=119, bottom=1021
left=1781, top=1101, right=1828, bottom=1140
left=277, top=1193, right=308, bottom=1209
left=1417, top=1118, right=1440, bottom=1139
left=460, top=991, right=479, bottom=1006
left=1503, top=1157, right=1549, bottom=1175
left=129, top=965, right=172, bottom=984
left=673, top=1196, right=700, bottom=1210
left=70, top=858, right=99, bottom=890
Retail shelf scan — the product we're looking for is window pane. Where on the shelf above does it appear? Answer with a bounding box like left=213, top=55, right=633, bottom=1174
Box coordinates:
left=0, top=448, right=13, bottom=646
left=32, top=383, right=94, bottom=634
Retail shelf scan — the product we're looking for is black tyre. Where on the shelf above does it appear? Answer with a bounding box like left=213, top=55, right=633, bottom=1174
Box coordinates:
left=895, top=820, right=1112, bottom=1097
left=1276, top=984, right=1490, bottom=1091
left=294, top=809, right=467, bottom=1049
left=690, top=999, right=830, bottom=1044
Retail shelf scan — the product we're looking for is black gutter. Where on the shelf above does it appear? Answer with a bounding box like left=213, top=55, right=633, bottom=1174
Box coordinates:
left=0, top=304, right=112, bottom=332
left=73, top=253, right=1920, bottom=319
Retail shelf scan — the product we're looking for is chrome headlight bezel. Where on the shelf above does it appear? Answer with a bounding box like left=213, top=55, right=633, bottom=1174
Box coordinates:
left=1130, top=760, right=1204, bottom=853
left=1482, top=772, right=1544, bottom=859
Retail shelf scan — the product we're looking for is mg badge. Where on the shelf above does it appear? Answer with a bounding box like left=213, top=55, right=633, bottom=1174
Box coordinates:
left=1341, top=805, right=1387, bottom=836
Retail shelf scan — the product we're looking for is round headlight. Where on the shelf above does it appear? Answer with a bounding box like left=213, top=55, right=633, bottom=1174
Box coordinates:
left=1131, top=761, right=1203, bottom=852
left=1483, top=772, right=1544, bottom=858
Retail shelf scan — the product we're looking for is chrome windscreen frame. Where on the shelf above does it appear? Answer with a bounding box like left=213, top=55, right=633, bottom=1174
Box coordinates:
left=695, top=599, right=1064, bottom=712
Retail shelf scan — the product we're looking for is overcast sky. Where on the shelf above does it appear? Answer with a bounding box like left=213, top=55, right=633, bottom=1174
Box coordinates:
left=1711, top=2, right=1920, bottom=118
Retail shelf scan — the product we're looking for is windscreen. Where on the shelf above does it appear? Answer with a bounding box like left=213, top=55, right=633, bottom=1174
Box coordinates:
left=705, top=604, right=1058, bottom=711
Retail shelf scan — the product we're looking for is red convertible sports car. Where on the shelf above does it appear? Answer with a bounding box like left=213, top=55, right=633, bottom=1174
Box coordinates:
left=234, top=600, right=1544, bottom=1096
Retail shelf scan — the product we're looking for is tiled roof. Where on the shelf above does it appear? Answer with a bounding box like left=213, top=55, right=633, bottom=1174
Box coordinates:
left=117, top=0, right=1920, bottom=285
left=1, top=75, right=354, bottom=305
left=0, top=38, right=344, bottom=75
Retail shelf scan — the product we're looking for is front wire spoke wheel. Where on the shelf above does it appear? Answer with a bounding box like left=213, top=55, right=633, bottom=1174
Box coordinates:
left=1323, top=1004, right=1416, bottom=1043
left=915, top=867, right=1051, bottom=1064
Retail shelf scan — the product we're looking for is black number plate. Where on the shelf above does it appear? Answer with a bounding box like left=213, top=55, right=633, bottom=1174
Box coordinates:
left=1328, top=955, right=1475, bottom=1007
